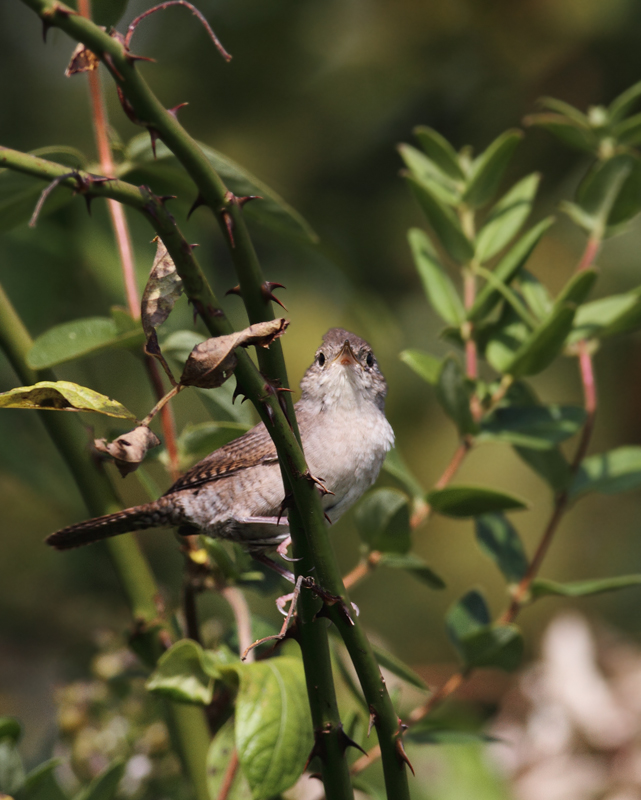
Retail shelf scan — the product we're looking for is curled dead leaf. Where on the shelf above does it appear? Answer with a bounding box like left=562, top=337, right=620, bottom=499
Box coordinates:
left=94, top=425, right=161, bottom=477
left=179, top=319, right=289, bottom=389
left=65, top=43, right=99, bottom=77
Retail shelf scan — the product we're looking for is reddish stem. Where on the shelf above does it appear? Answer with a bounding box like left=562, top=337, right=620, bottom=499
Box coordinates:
left=577, top=234, right=600, bottom=273
left=216, top=749, right=240, bottom=800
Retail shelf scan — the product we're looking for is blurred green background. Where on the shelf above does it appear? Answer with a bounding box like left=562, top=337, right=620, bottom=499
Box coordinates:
left=2, top=0, right=641, bottom=773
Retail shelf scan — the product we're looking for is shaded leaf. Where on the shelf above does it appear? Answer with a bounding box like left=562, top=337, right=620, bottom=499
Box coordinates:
left=505, top=303, right=576, bottom=378
left=378, top=552, right=446, bottom=589
left=0, top=739, right=24, bottom=796
left=447, top=589, right=490, bottom=640
left=399, top=348, right=441, bottom=386
left=475, top=514, right=528, bottom=582
left=576, top=154, right=635, bottom=229
left=612, top=112, right=641, bottom=146
left=371, top=643, right=429, bottom=690
left=525, top=112, right=599, bottom=153
left=405, top=175, right=475, bottom=263
left=146, top=639, right=219, bottom=705
left=407, top=724, right=497, bottom=745
left=570, top=446, right=641, bottom=499
left=73, top=762, right=125, bottom=800
left=414, top=125, right=465, bottom=180
left=475, top=173, right=540, bottom=261
left=234, top=658, right=313, bottom=800
left=463, top=130, right=523, bottom=208
left=354, top=488, right=411, bottom=554
left=537, top=97, right=591, bottom=126
left=17, top=758, right=66, bottom=800
left=609, top=79, right=641, bottom=124
left=180, top=320, right=289, bottom=389
left=514, top=446, right=572, bottom=492
left=457, top=625, right=524, bottom=671
left=382, top=448, right=425, bottom=499
left=207, top=719, right=252, bottom=800
left=479, top=405, right=586, bottom=450
left=531, top=575, right=641, bottom=599
left=435, top=357, right=477, bottom=436
left=554, top=269, right=597, bottom=308
left=408, top=228, right=465, bottom=324
left=468, top=217, right=554, bottom=322
left=428, top=486, right=528, bottom=517
left=484, top=306, right=531, bottom=373
left=94, top=426, right=161, bottom=477
left=123, top=134, right=317, bottom=243
left=517, top=270, right=552, bottom=320
left=0, top=381, right=136, bottom=419
left=399, top=144, right=460, bottom=205
left=0, top=718, right=21, bottom=744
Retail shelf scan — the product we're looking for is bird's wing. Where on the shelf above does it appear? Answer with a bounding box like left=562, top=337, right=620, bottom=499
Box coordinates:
left=165, top=421, right=279, bottom=495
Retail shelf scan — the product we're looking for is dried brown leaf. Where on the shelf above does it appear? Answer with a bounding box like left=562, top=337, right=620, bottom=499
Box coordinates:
left=142, top=239, right=184, bottom=337
left=65, top=43, right=99, bottom=77
left=179, top=319, right=289, bottom=389
left=94, top=425, right=161, bottom=477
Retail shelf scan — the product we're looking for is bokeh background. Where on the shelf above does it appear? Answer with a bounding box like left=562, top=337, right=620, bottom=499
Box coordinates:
left=3, top=0, right=641, bottom=795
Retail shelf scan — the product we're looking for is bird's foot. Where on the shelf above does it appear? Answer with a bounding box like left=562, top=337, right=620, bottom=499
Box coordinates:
left=241, top=575, right=303, bottom=661
left=276, top=535, right=302, bottom=562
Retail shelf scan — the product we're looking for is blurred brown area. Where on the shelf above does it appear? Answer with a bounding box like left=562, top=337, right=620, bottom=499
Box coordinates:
left=2, top=0, right=641, bottom=779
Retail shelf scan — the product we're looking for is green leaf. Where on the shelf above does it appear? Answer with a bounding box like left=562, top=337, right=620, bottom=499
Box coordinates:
left=475, top=173, right=540, bottom=261
left=0, top=381, right=136, bottom=419
left=407, top=724, right=497, bottom=745
left=73, top=762, right=125, bottom=800
left=524, top=113, right=599, bottom=153
left=146, top=639, right=220, bottom=705
left=531, top=575, right=641, bottom=599
left=163, top=421, right=249, bottom=472
left=398, top=144, right=461, bottom=205
left=27, top=315, right=144, bottom=369
left=570, top=290, right=641, bottom=342
left=371, top=643, right=429, bottom=690
left=427, top=486, right=528, bottom=517
left=414, top=126, right=465, bottom=180
left=378, top=552, right=446, bottom=589
left=207, top=719, right=252, bottom=800
left=576, top=154, right=635, bottom=229
left=537, top=97, right=591, bottom=126
left=382, top=448, right=425, bottom=499
left=514, top=446, right=572, bottom=492
left=447, top=589, right=490, bottom=639
left=505, top=303, right=576, bottom=378
left=405, top=175, right=475, bottom=263
left=354, top=488, right=411, bottom=554
left=234, top=658, right=313, bottom=800
left=0, top=739, right=25, bottom=795
left=612, top=112, right=641, bottom=145
left=553, top=269, right=597, bottom=308
left=463, top=130, right=523, bottom=208
left=408, top=228, right=465, bottom=324
left=435, top=357, right=477, bottom=436
left=457, top=625, right=524, bottom=671
left=17, top=759, right=66, bottom=800
left=123, top=134, right=317, bottom=244
left=484, top=306, right=531, bottom=373
left=468, top=217, right=554, bottom=322
left=0, top=718, right=21, bottom=743
left=475, top=514, right=528, bottom=582
left=609, top=80, right=641, bottom=124
left=399, top=348, right=442, bottom=385
left=479, top=405, right=586, bottom=450
left=570, top=446, right=641, bottom=499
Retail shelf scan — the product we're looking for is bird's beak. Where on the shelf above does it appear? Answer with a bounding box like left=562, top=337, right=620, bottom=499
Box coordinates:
left=333, top=340, right=359, bottom=367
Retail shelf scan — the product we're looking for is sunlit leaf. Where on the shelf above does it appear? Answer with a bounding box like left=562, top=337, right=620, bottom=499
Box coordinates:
left=531, top=575, right=641, bottom=599
left=146, top=639, right=220, bottom=705
left=414, top=125, right=465, bottom=180
left=479, top=405, right=586, bottom=449
left=371, top=643, right=429, bottom=690
left=0, top=739, right=25, bottom=796
left=405, top=175, right=475, bottom=263
left=427, top=486, right=528, bottom=517
left=463, top=130, right=523, bottom=208
left=234, top=658, right=313, bottom=800
left=475, top=173, right=540, bottom=261
left=408, top=228, right=465, bottom=324
left=475, top=513, right=528, bottom=582
left=354, top=488, right=411, bottom=554
left=554, top=269, right=597, bottom=308
left=0, top=381, right=136, bottom=419
left=570, top=446, right=641, bottom=499
left=517, top=270, right=552, bottom=320
left=570, top=289, right=641, bottom=343
left=399, top=144, right=460, bottom=205
left=378, top=552, right=446, bottom=589
left=435, top=357, right=477, bottom=436
left=505, top=304, right=576, bottom=378
left=399, top=348, right=442, bottom=386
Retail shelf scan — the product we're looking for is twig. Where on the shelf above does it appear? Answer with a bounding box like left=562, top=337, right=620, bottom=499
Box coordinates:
left=222, top=586, right=255, bottom=664
left=216, top=749, right=240, bottom=800
left=29, top=172, right=76, bottom=226
left=141, top=384, right=183, bottom=426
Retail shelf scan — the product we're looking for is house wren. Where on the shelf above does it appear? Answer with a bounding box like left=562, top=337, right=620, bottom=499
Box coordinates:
left=46, top=328, right=395, bottom=552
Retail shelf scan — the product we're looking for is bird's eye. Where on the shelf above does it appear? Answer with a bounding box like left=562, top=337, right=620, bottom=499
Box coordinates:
left=318, top=352, right=326, bottom=367
left=366, top=352, right=374, bottom=368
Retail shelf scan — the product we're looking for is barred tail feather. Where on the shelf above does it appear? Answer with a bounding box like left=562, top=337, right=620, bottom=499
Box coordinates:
left=46, top=500, right=175, bottom=550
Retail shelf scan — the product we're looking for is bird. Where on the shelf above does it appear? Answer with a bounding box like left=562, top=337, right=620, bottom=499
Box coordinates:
left=46, top=328, right=395, bottom=554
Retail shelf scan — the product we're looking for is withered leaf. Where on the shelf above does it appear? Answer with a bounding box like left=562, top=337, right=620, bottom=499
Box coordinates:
left=94, top=425, right=161, bottom=477
left=179, top=319, right=289, bottom=389
left=65, top=43, right=100, bottom=77
left=142, top=238, right=184, bottom=338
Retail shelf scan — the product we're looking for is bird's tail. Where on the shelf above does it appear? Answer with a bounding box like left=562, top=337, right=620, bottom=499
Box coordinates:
left=46, top=497, right=180, bottom=550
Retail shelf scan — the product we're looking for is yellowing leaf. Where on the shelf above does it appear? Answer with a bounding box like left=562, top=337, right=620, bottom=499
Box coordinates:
left=0, top=381, right=136, bottom=419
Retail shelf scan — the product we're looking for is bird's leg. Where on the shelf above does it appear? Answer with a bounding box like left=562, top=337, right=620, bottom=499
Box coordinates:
left=241, top=574, right=304, bottom=661
left=276, top=535, right=302, bottom=562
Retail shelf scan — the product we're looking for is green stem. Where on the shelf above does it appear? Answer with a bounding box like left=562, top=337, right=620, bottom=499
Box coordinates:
left=0, top=281, right=211, bottom=800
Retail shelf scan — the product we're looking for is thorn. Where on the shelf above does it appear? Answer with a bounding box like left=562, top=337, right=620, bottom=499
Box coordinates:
left=232, top=381, right=247, bottom=405
left=303, top=724, right=331, bottom=770
left=323, top=511, right=332, bottom=524
left=368, top=707, right=378, bottom=737
left=222, top=209, right=235, bottom=247
left=225, top=285, right=242, bottom=297
left=42, top=19, right=52, bottom=42
left=104, top=52, right=124, bottom=81
left=337, top=724, right=367, bottom=756
left=116, top=85, right=140, bottom=123
left=237, top=194, right=262, bottom=207
left=276, top=493, right=294, bottom=526
left=261, top=281, right=287, bottom=310
left=125, top=51, right=156, bottom=64
left=305, top=472, right=335, bottom=498
left=168, top=101, right=189, bottom=118
left=187, top=193, right=206, bottom=219
left=149, top=128, right=160, bottom=159
left=309, top=773, right=323, bottom=781
left=395, top=738, right=415, bottom=776
left=84, top=194, right=94, bottom=215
